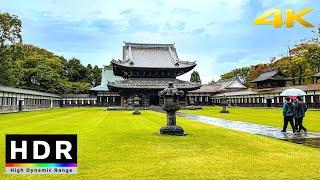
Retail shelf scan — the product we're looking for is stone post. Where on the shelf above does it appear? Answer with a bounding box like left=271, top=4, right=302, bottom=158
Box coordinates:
left=127, top=97, right=133, bottom=110
left=132, top=95, right=141, bottom=115
left=189, top=96, right=195, bottom=110
left=158, top=82, right=185, bottom=136
left=220, top=96, right=229, bottom=113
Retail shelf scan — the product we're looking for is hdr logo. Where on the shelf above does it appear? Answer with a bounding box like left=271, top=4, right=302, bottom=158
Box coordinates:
left=5, top=134, right=77, bottom=174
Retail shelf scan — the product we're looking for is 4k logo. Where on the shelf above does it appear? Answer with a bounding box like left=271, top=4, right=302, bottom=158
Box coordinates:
left=254, top=8, right=314, bottom=28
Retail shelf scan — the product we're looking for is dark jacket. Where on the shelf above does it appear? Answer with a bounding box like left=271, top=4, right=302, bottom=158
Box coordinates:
left=283, top=102, right=295, bottom=117
left=295, top=102, right=307, bottom=118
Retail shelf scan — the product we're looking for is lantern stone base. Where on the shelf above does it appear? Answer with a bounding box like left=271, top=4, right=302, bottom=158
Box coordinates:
left=160, top=125, right=185, bottom=136
left=132, top=111, right=141, bottom=115
left=189, top=105, right=196, bottom=110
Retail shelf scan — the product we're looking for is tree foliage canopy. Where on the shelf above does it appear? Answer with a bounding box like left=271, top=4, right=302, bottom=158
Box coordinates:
left=190, top=71, right=201, bottom=83
left=220, top=27, right=320, bottom=87
left=0, top=12, right=22, bottom=46
left=0, top=12, right=101, bottom=94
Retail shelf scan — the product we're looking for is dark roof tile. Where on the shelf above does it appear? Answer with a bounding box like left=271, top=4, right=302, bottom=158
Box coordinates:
left=189, top=77, right=246, bottom=93
left=108, top=78, right=201, bottom=90
left=250, top=70, right=292, bottom=83
left=0, top=85, right=60, bottom=98
left=112, top=42, right=196, bottom=69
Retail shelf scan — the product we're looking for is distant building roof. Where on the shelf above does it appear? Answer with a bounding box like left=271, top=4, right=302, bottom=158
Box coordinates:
left=250, top=70, right=292, bottom=83
left=0, top=85, right=60, bottom=98
left=213, top=83, right=320, bottom=97
left=108, top=78, right=201, bottom=90
left=189, top=77, right=247, bottom=93
left=189, top=84, right=221, bottom=93
left=215, top=77, right=247, bottom=90
left=214, top=89, right=258, bottom=97
left=60, top=94, right=96, bottom=98
left=112, top=42, right=196, bottom=69
left=254, top=83, right=320, bottom=94
left=90, top=66, right=123, bottom=92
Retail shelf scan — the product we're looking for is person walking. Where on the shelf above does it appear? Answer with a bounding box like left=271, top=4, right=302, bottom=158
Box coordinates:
left=282, top=97, right=296, bottom=133
left=294, top=96, right=307, bottom=133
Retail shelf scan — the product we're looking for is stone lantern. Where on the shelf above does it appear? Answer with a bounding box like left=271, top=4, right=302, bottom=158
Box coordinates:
left=220, top=96, right=229, bottom=113
left=158, top=82, right=185, bottom=136
left=188, top=97, right=196, bottom=110
left=127, top=97, right=133, bottom=109
left=132, top=95, right=141, bottom=115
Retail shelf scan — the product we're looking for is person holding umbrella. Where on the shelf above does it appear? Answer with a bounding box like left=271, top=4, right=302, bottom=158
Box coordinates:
left=294, top=96, right=307, bottom=133
left=280, top=88, right=307, bottom=133
left=281, top=97, right=296, bottom=133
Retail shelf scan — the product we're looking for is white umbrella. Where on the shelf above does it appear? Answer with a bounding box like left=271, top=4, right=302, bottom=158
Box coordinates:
left=280, top=88, right=306, bottom=96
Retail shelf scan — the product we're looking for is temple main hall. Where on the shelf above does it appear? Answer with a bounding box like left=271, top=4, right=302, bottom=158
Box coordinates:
left=101, top=42, right=201, bottom=107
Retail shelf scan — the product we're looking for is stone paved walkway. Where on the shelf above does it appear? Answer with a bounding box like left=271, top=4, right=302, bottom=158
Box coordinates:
left=177, top=112, right=320, bottom=148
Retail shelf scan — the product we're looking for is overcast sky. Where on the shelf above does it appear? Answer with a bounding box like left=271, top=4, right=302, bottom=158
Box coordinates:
left=1, top=0, right=319, bottom=83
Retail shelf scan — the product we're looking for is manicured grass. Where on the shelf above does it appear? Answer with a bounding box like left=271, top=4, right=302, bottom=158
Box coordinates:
left=180, top=106, right=320, bottom=132
left=0, top=108, right=319, bottom=179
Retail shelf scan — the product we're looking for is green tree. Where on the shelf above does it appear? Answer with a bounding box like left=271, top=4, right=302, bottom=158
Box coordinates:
left=291, top=56, right=310, bottom=85
left=93, top=65, right=102, bottom=86
left=304, top=44, right=320, bottom=73
left=60, top=81, right=90, bottom=94
left=0, top=12, right=102, bottom=93
left=0, top=12, right=22, bottom=46
left=65, top=58, right=87, bottom=82
left=18, top=45, right=65, bottom=93
left=86, top=64, right=94, bottom=86
left=13, top=44, right=91, bottom=94
left=190, top=71, right=201, bottom=83
left=220, top=66, right=251, bottom=84
left=286, top=43, right=318, bottom=84
left=0, top=12, right=23, bottom=86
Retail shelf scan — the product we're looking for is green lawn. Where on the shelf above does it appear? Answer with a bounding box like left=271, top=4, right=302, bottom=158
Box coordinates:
left=0, top=108, right=319, bottom=179
left=180, top=106, right=320, bottom=133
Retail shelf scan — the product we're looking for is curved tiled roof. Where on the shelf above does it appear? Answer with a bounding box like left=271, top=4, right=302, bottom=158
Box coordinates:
left=112, top=42, right=196, bottom=69
left=107, top=78, right=201, bottom=90
left=90, top=66, right=123, bottom=91
left=250, top=70, right=292, bottom=83
left=189, top=77, right=247, bottom=93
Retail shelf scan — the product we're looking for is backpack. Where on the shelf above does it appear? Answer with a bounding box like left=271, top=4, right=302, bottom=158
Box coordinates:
left=285, top=103, right=294, bottom=116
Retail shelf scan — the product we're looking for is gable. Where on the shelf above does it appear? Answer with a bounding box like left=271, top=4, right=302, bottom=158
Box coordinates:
left=227, top=80, right=247, bottom=89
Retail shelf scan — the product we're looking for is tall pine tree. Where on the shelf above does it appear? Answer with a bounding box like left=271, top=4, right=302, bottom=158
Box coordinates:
left=190, top=71, right=201, bottom=84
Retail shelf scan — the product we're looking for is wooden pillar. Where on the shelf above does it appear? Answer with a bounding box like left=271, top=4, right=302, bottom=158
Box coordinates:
left=144, top=94, right=149, bottom=107
left=121, top=96, right=124, bottom=107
